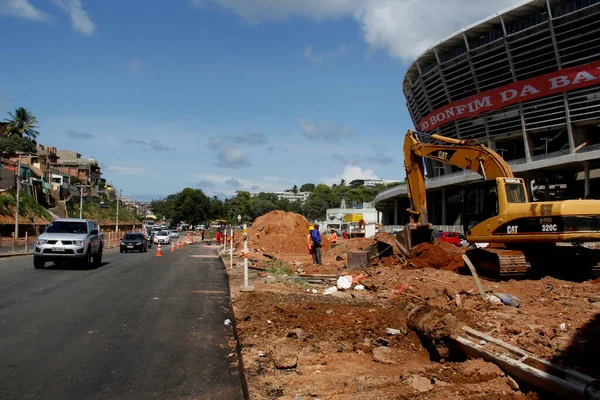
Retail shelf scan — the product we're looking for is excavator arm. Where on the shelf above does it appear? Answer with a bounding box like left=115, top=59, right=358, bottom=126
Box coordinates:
left=403, top=129, right=514, bottom=224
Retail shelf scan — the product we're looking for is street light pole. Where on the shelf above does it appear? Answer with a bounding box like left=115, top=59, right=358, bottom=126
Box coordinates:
left=116, top=189, right=121, bottom=232
left=79, top=185, right=84, bottom=219
left=97, top=200, right=104, bottom=231
left=14, top=153, right=21, bottom=241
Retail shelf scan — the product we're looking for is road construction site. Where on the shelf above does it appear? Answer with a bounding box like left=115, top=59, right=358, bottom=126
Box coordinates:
left=222, top=210, right=600, bottom=399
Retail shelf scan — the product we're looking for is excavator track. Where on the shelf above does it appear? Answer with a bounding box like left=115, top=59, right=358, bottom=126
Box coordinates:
left=466, top=248, right=530, bottom=280
left=466, top=245, right=600, bottom=280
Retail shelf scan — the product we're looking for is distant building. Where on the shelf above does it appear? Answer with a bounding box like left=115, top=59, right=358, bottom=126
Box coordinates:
left=55, top=150, right=102, bottom=196
left=325, top=201, right=381, bottom=231
left=349, top=179, right=401, bottom=187
left=274, top=191, right=310, bottom=203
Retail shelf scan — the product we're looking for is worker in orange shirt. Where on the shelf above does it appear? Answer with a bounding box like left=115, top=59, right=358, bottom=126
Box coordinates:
left=329, top=228, right=338, bottom=245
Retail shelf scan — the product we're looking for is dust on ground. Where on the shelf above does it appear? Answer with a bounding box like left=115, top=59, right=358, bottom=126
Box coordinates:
left=221, top=211, right=600, bottom=399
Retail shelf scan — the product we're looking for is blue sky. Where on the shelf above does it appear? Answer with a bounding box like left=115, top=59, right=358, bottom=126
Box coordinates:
left=0, top=0, right=523, bottom=201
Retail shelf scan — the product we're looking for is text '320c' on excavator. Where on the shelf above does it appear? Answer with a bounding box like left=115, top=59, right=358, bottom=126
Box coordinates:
left=399, top=129, right=600, bottom=280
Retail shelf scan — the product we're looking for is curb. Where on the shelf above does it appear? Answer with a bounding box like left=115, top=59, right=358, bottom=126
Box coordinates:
left=0, top=252, right=32, bottom=258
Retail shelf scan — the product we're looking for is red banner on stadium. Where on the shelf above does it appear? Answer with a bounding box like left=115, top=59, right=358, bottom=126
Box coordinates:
left=417, top=60, right=600, bottom=132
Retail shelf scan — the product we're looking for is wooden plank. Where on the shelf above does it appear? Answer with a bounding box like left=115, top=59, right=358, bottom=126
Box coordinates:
left=462, top=254, right=487, bottom=301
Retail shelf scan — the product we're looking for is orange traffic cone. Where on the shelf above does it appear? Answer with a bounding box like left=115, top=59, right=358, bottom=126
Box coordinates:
left=156, top=243, right=163, bottom=257
left=176, top=239, right=181, bottom=249
left=171, top=242, right=175, bottom=252
left=189, top=233, right=194, bottom=244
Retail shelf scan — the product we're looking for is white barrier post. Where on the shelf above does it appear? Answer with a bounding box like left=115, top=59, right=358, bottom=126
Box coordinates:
left=24, top=232, right=28, bottom=253
left=229, top=226, right=233, bottom=270
left=240, top=224, right=254, bottom=292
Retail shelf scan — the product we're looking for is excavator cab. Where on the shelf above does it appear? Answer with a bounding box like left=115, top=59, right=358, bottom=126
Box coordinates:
left=462, top=180, right=500, bottom=232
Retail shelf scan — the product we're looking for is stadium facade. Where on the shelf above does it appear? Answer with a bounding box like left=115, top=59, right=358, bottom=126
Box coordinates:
left=375, top=0, right=600, bottom=228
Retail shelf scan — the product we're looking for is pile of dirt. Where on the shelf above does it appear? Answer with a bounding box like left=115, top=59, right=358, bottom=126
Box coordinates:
left=408, top=241, right=465, bottom=271
left=243, top=210, right=331, bottom=257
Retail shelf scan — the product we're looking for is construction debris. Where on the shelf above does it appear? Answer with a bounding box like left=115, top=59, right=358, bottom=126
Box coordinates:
left=224, top=211, right=600, bottom=399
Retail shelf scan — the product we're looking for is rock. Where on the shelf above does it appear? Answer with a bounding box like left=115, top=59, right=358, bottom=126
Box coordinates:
left=507, top=376, right=520, bottom=391
left=273, top=352, right=298, bottom=369
left=505, top=324, right=523, bottom=335
left=331, top=291, right=352, bottom=299
left=337, top=346, right=343, bottom=353
left=265, top=276, right=278, bottom=284
left=287, top=328, right=308, bottom=340
left=372, top=346, right=395, bottom=364
left=404, top=375, right=433, bottom=392
left=462, top=359, right=504, bottom=379
left=386, top=327, right=407, bottom=336
left=375, top=337, right=389, bottom=346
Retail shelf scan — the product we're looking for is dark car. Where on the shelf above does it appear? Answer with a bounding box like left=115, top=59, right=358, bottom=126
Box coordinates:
left=120, top=233, right=148, bottom=253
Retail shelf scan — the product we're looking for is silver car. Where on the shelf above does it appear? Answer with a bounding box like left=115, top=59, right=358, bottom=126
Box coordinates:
left=34, top=218, right=103, bottom=269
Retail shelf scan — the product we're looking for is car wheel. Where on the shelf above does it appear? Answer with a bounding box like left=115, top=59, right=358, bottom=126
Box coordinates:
left=94, top=246, right=103, bottom=267
left=34, top=257, right=45, bottom=269
left=85, top=247, right=93, bottom=268
left=120, top=248, right=124, bottom=253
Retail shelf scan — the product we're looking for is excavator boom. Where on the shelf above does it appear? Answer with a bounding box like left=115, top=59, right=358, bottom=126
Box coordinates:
left=404, top=130, right=514, bottom=224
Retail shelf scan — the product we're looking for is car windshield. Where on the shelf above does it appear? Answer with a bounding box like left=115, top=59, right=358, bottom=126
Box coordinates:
left=158, top=231, right=169, bottom=236
left=125, top=234, right=143, bottom=240
left=46, top=221, right=88, bottom=234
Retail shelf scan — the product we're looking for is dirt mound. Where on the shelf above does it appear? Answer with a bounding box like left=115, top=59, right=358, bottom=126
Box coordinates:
left=408, top=241, right=465, bottom=271
left=245, top=210, right=331, bottom=256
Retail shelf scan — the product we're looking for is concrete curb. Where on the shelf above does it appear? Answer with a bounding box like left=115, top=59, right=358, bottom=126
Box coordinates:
left=0, top=251, right=32, bottom=258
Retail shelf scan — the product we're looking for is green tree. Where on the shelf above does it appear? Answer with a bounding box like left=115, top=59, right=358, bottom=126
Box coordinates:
left=209, top=196, right=226, bottom=221
left=171, top=188, right=210, bottom=226
left=224, top=191, right=252, bottom=222
left=3, top=107, right=40, bottom=140
left=291, top=184, right=298, bottom=194
left=248, top=192, right=278, bottom=220
left=0, top=135, right=37, bottom=154
left=300, top=183, right=315, bottom=192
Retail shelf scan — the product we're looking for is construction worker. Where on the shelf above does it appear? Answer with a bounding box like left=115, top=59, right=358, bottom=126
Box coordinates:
left=307, top=226, right=314, bottom=260
left=216, top=229, right=221, bottom=245
left=329, top=228, right=338, bottom=245
left=310, top=223, right=322, bottom=265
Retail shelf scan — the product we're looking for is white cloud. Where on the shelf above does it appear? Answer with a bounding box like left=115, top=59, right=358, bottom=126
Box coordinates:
left=193, top=172, right=294, bottom=196
left=52, top=0, right=95, bottom=36
left=324, top=165, right=379, bottom=185
left=125, top=59, right=143, bottom=71
left=195, top=0, right=523, bottom=61
left=106, top=165, right=143, bottom=175
left=298, top=117, right=353, bottom=143
left=217, top=146, right=250, bottom=168
left=0, top=0, right=50, bottom=20
left=304, top=43, right=348, bottom=64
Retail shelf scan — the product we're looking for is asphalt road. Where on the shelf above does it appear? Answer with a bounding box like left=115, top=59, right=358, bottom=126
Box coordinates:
left=0, top=240, right=244, bottom=400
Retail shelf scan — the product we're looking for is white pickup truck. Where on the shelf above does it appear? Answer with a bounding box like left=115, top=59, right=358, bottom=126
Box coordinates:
left=33, top=218, right=103, bottom=269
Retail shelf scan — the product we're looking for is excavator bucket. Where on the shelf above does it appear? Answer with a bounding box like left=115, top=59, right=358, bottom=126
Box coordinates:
left=396, top=223, right=434, bottom=254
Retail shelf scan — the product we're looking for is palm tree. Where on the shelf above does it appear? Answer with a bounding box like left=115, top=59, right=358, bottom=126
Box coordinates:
left=292, top=185, right=298, bottom=194
left=3, top=107, right=40, bottom=140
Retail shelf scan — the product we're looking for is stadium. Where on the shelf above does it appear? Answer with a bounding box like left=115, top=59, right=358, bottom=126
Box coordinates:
left=375, top=0, right=600, bottom=229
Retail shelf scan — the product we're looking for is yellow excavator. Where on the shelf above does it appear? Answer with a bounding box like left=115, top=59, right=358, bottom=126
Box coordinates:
left=400, top=129, right=600, bottom=279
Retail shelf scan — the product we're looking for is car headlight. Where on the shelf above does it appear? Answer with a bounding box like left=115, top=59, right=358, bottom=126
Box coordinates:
left=136, top=242, right=142, bottom=245
left=73, top=240, right=85, bottom=246
left=121, top=241, right=126, bottom=246
left=36, top=239, right=47, bottom=245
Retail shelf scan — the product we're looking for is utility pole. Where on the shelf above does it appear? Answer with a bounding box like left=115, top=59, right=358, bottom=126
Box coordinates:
left=14, top=153, right=21, bottom=241
left=116, top=189, right=122, bottom=232
left=79, top=185, right=84, bottom=219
